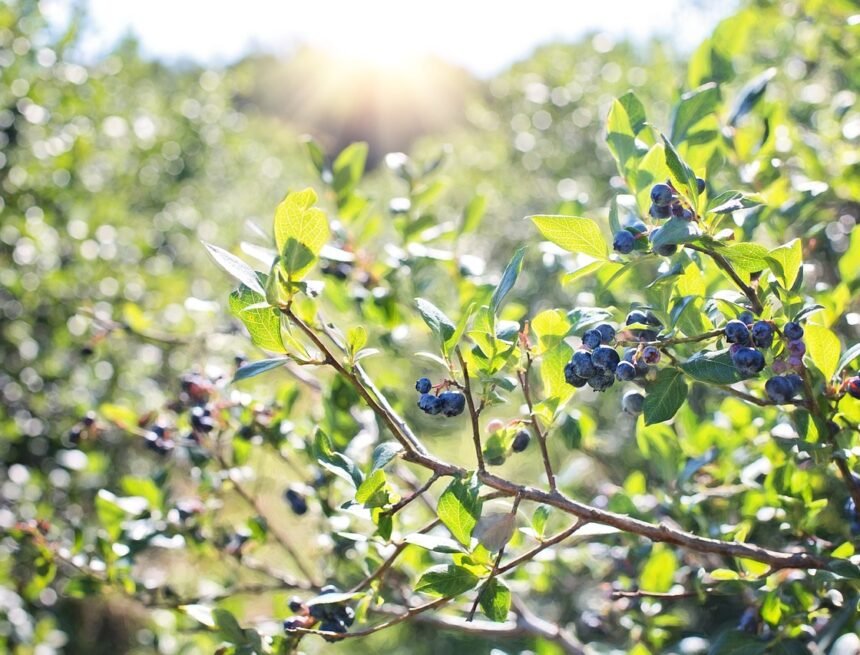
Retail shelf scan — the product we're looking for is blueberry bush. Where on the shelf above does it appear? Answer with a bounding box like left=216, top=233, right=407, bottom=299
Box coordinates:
left=3, top=1, right=860, bottom=654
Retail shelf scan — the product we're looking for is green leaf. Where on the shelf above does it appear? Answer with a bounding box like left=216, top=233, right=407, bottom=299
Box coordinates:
left=313, top=429, right=363, bottom=488
left=618, top=91, right=647, bottom=135
left=95, top=490, right=126, bottom=540
left=233, top=357, right=288, bottom=382
left=437, top=476, right=483, bottom=546
left=473, top=512, right=515, bottom=552
left=529, top=215, right=608, bottom=260
left=181, top=604, right=215, bottom=628
left=273, top=188, right=330, bottom=281
left=355, top=469, right=389, bottom=508
left=415, top=565, right=479, bottom=597
left=835, top=342, right=860, bottom=377
left=660, top=134, right=698, bottom=204
left=649, top=217, right=701, bottom=249
left=728, top=67, right=776, bottom=126
left=346, top=326, right=368, bottom=356
left=229, top=283, right=286, bottom=353
left=766, top=239, right=802, bottom=290
left=402, top=533, right=465, bottom=554
left=459, top=195, right=487, bottom=235
left=203, top=241, right=265, bottom=296
left=805, top=324, right=840, bottom=381
left=708, top=630, right=768, bottom=655
left=680, top=350, right=743, bottom=385
left=761, top=591, right=781, bottom=625
left=532, top=506, right=551, bottom=538
left=303, top=137, right=327, bottom=176
left=332, top=142, right=367, bottom=204
left=479, top=579, right=511, bottom=622
left=371, top=442, right=402, bottom=472
left=213, top=608, right=245, bottom=644
left=606, top=97, right=641, bottom=179
left=671, top=83, right=720, bottom=144
left=643, top=369, right=688, bottom=425
left=120, top=476, right=163, bottom=510
left=708, top=191, right=764, bottom=214
left=718, top=243, right=769, bottom=274
left=540, top=341, right=574, bottom=401
left=491, top=247, right=526, bottom=314
left=639, top=545, right=677, bottom=592
left=415, top=298, right=456, bottom=345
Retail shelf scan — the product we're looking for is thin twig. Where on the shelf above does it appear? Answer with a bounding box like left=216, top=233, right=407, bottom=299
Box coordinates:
left=686, top=245, right=763, bottom=315
left=518, top=358, right=556, bottom=492
left=456, top=347, right=486, bottom=473
left=496, top=519, right=587, bottom=575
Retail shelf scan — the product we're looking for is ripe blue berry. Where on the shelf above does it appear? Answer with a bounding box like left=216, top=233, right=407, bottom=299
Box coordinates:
left=587, top=370, right=615, bottom=391
left=613, top=230, right=635, bottom=254
left=649, top=203, right=671, bottom=219
left=732, top=347, right=765, bottom=377
left=787, top=339, right=806, bottom=357
left=650, top=183, right=673, bottom=207
left=626, top=310, right=661, bottom=342
left=591, top=346, right=620, bottom=373
left=783, top=322, right=804, bottom=340
left=284, top=618, right=303, bottom=632
left=438, top=392, right=466, bottom=417
left=738, top=311, right=754, bottom=325
left=750, top=321, right=773, bottom=348
left=512, top=430, right=531, bottom=452
left=615, top=361, right=637, bottom=381
left=785, top=374, right=803, bottom=394
left=641, top=346, right=661, bottom=364
left=649, top=230, right=678, bottom=256
left=415, top=377, right=432, bottom=394
left=626, top=220, right=648, bottom=234
left=846, top=376, right=860, bottom=399
left=696, top=177, right=706, bottom=194
left=724, top=320, right=751, bottom=345
left=418, top=393, right=442, bottom=415
left=595, top=323, right=616, bottom=344
left=621, top=391, right=645, bottom=416
left=288, top=597, right=305, bottom=613
left=571, top=350, right=597, bottom=379
left=284, top=487, right=308, bottom=515
left=563, top=362, right=588, bottom=387
left=765, top=376, right=797, bottom=404
left=582, top=329, right=602, bottom=350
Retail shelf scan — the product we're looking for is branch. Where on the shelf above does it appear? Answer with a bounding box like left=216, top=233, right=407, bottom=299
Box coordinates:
left=687, top=245, right=764, bottom=315
left=496, top=519, right=587, bottom=575
left=617, top=329, right=725, bottom=347
left=456, top=347, right=486, bottom=473
left=517, top=357, right=557, bottom=492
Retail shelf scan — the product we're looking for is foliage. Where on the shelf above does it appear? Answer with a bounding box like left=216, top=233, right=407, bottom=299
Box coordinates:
left=1, top=1, right=860, bottom=655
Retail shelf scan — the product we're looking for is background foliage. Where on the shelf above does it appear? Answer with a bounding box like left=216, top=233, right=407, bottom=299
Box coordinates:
left=1, top=0, right=859, bottom=654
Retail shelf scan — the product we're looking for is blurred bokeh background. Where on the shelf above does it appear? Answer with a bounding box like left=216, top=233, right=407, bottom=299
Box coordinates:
left=1, top=0, right=858, bottom=653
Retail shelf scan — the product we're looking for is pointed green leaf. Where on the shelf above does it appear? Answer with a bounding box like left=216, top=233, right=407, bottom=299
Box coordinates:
left=415, top=298, right=456, bottom=344
left=805, top=324, right=840, bottom=381
left=529, top=215, right=608, bottom=260
left=437, top=476, right=483, bottom=546
left=491, top=247, right=526, bottom=314
left=479, top=579, right=511, bottom=622
left=649, top=218, right=702, bottom=249
left=203, top=241, right=265, bottom=296
left=415, top=565, right=479, bottom=597
left=643, top=368, right=688, bottom=425
left=273, top=188, right=330, bottom=281
left=766, top=239, right=802, bottom=291
left=680, top=350, right=743, bottom=385
left=229, top=282, right=285, bottom=353
left=671, top=83, right=720, bottom=144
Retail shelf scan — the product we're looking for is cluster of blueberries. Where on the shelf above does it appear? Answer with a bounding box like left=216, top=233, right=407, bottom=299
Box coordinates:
left=415, top=377, right=466, bottom=417
left=612, top=180, right=706, bottom=258
left=562, top=313, right=665, bottom=416
left=283, top=587, right=355, bottom=642
left=725, top=313, right=809, bottom=403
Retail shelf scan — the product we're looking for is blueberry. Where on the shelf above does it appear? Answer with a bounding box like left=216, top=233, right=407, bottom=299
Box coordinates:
left=613, top=230, right=635, bottom=254
left=621, top=391, right=645, bottom=416
left=418, top=393, right=442, bottom=415
left=587, top=370, right=615, bottom=391
left=622, top=348, right=637, bottom=363
left=732, top=347, right=765, bottom=377
left=626, top=220, right=648, bottom=234
left=320, top=584, right=340, bottom=595
left=595, top=324, right=616, bottom=344
left=626, top=310, right=661, bottom=328
left=765, top=376, right=796, bottom=404
left=289, top=597, right=305, bottom=613
left=641, top=346, right=660, bottom=364
left=650, top=183, right=674, bottom=207
left=724, top=320, right=750, bottom=345
left=582, top=329, right=602, bottom=350
left=512, top=430, right=531, bottom=453
left=649, top=203, right=671, bottom=219
left=319, top=619, right=347, bottom=641
left=438, top=392, right=466, bottom=417
left=785, top=374, right=803, bottom=394
left=415, top=377, right=432, bottom=394
left=738, top=311, right=754, bottom=325
left=591, top=346, right=620, bottom=372
left=615, top=361, right=637, bottom=381
left=653, top=239, right=678, bottom=257
left=571, top=350, right=596, bottom=379
left=284, top=488, right=308, bottom=515
left=671, top=202, right=686, bottom=218
left=848, top=377, right=860, bottom=399
left=335, top=605, right=355, bottom=627
left=771, top=359, right=787, bottom=374
left=696, top=177, right=706, bottom=194
left=563, top=362, right=588, bottom=387
left=784, top=322, right=804, bottom=340
left=738, top=607, right=759, bottom=634
left=787, top=355, right=804, bottom=369
left=751, top=321, right=773, bottom=348
left=787, top=339, right=806, bottom=357
left=283, top=618, right=303, bottom=631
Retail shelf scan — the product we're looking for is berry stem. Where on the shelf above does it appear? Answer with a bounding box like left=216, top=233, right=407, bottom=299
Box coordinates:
left=617, top=328, right=725, bottom=348
left=456, top=347, right=486, bottom=473
left=517, top=355, right=557, bottom=493
left=687, top=244, right=764, bottom=315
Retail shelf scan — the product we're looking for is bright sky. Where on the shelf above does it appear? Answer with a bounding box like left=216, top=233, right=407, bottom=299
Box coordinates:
left=61, top=0, right=737, bottom=77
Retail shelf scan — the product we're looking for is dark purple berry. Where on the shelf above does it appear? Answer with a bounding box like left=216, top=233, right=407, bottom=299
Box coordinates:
left=783, top=322, right=804, bottom=340
left=732, top=347, right=765, bottom=377
left=650, top=183, right=674, bottom=207
left=283, top=618, right=303, bottom=631
left=621, top=391, right=645, bottom=416
left=512, top=430, right=531, bottom=453
left=724, top=320, right=751, bottom=345
left=591, top=346, right=620, bottom=373
left=438, top=392, right=466, bottom=417
left=615, top=361, right=637, bottom=381
left=751, top=321, right=774, bottom=348
left=415, top=377, right=432, bottom=394
left=649, top=203, right=671, bottom=219
left=418, top=393, right=442, bottom=415
left=787, top=339, right=806, bottom=357
left=641, top=346, right=661, bottom=364
left=613, top=230, right=635, bottom=254
left=787, top=355, right=804, bottom=369
left=595, top=324, right=616, bottom=344
left=582, top=329, right=602, bottom=350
